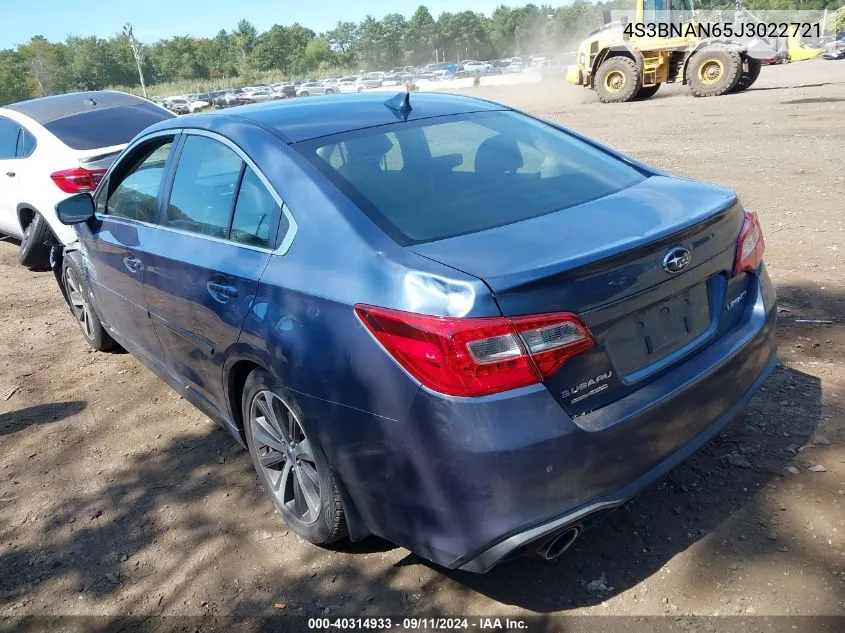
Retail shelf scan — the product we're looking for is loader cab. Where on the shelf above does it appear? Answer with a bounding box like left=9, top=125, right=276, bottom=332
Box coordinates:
left=637, top=0, right=695, bottom=26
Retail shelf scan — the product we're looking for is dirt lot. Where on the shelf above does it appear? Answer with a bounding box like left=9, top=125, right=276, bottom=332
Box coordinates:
left=1, top=60, right=844, bottom=623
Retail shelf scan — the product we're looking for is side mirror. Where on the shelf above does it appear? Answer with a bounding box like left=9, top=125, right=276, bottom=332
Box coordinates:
left=56, top=193, right=95, bottom=225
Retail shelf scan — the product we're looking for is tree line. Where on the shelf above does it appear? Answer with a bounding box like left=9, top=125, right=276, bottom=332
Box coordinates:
left=1, top=0, right=842, bottom=105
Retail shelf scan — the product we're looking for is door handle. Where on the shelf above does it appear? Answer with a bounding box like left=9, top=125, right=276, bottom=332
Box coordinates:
left=5, top=171, right=15, bottom=177
left=123, top=255, right=142, bottom=273
left=207, top=281, right=239, bottom=301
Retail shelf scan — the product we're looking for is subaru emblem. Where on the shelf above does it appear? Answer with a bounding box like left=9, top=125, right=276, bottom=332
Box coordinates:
left=663, top=247, right=691, bottom=274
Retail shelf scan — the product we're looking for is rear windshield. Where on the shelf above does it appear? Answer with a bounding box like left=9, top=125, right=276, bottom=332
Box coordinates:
left=44, top=102, right=174, bottom=150
left=302, top=111, right=645, bottom=244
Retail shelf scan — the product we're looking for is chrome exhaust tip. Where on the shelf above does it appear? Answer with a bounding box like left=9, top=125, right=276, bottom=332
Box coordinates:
left=537, top=525, right=581, bottom=561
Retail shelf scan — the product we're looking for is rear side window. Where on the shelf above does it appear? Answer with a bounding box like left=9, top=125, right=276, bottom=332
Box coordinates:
left=230, top=167, right=282, bottom=248
left=166, top=136, right=244, bottom=239
left=43, top=103, right=174, bottom=151
left=304, top=111, right=645, bottom=245
left=0, top=116, right=21, bottom=159
left=16, top=127, right=36, bottom=157
left=106, top=139, right=174, bottom=222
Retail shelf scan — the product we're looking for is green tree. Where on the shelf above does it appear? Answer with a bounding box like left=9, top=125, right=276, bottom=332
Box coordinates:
left=286, top=24, right=317, bottom=74
left=303, top=37, right=335, bottom=69
left=326, top=21, right=358, bottom=55
left=209, top=29, right=238, bottom=78
left=104, top=33, right=148, bottom=87
left=148, top=36, right=209, bottom=82
left=65, top=36, right=110, bottom=90
left=381, top=13, right=408, bottom=66
left=436, top=11, right=493, bottom=60
left=356, top=16, right=386, bottom=68
left=19, top=36, right=70, bottom=96
left=251, top=23, right=315, bottom=75
left=407, top=6, right=437, bottom=64
left=0, top=50, right=31, bottom=105
left=232, top=19, right=258, bottom=74
left=252, top=25, right=290, bottom=72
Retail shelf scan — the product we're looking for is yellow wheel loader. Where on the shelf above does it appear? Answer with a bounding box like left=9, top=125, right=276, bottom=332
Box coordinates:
left=565, top=0, right=802, bottom=103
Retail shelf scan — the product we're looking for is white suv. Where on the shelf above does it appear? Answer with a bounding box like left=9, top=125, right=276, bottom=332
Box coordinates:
left=0, top=91, right=174, bottom=269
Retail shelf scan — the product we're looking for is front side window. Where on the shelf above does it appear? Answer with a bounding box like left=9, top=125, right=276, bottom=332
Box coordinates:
left=165, top=135, right=244, bottom=239
left=106, top=139, right=174, bottom=222
left=303, top=111, right=645, bottom=244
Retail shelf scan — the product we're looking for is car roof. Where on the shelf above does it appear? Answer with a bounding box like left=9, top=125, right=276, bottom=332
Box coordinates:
left=146, top=91, right=509, bottom=143
left=2, top=90, right=153, bottom=125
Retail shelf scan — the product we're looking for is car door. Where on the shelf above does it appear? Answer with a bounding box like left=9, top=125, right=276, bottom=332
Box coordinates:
left=77, top=132, right=178, bottom=364
left=0, top=115, right=23, bottom=237
left=142, top=132, right=285, bottom=412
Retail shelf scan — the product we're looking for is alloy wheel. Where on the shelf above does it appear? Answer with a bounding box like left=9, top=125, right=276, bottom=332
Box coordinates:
left=64, top=267, right=94, bottom=340
left=249, top=390, right=321, bottom=525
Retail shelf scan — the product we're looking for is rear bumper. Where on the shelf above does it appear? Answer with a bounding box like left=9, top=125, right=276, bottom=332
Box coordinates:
left=324, top=267, right=777, bottom=571
left=458, top=350, right=777, bottom=572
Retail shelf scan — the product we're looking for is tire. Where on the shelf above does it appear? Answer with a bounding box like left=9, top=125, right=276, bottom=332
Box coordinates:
left=18, top=212, right=54, bottom=270
left=325, top=89, right=335, bottom=95
left=731, top=56, right=761, bottom=93
left=300, top=91, right=309, bottom=97
left=634, top=84, right=661, bottom=100
left=595, top=57, right=641, bottom=103
left=687, top=46, right=742, bottom=97
left=243, top=369, right=347, bottom=545
left=61, top=251, right=114, bottom=351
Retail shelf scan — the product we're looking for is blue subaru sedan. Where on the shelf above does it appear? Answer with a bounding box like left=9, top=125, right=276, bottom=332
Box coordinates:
left=54, top=92, right=776, bottom=572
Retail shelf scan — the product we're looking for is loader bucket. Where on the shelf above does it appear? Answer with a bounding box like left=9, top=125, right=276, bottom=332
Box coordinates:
left=787, top=33, right=823, bottom=61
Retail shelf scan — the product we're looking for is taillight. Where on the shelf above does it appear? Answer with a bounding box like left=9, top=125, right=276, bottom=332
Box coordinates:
left=355, top=305, right=595, bottom=397
left=50, top=167, right=106, bottom=194
left=733, top=209, right=765, bottom=276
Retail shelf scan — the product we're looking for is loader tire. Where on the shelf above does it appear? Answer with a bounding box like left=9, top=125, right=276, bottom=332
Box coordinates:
left=634, top=84, right=661, bottom=100
left=731, top=56, right=761, bottom=93
left=688, top=46, right=742, bottom=97
left=595, top=57, right=641, bottom=103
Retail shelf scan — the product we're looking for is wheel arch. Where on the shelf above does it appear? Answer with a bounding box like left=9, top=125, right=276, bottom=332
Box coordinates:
left=681, top=40, right=745, bottom=84
left=16, top=201, right=68, bottom=245
left=223, top=353, right=370, bottom=540
left=224, top=356, right=263, bottom=442
left=16, top=203, right=37, bottom=232
left=591, top=44, right=642, bottom=87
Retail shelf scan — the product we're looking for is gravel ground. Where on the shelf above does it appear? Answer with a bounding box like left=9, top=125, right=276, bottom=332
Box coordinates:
left=1, top=60, right=844, bottom=623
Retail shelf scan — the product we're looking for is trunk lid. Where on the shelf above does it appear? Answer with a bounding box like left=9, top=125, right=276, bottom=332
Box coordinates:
left=411, top=175, right=746, bottom=415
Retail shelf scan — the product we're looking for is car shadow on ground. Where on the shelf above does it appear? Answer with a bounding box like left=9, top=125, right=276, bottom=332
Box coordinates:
left=0, top=401, right=86, bottom=437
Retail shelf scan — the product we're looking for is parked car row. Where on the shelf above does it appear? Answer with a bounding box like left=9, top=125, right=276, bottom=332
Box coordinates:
left=149, top=55, right=559, bottom=117
left=148, top=54, right=559, bottom=118
left=0, top=89, right=776, bottom=577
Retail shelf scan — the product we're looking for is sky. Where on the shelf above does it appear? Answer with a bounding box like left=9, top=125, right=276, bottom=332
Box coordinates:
left=0, top=0, right=519, bottom=48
